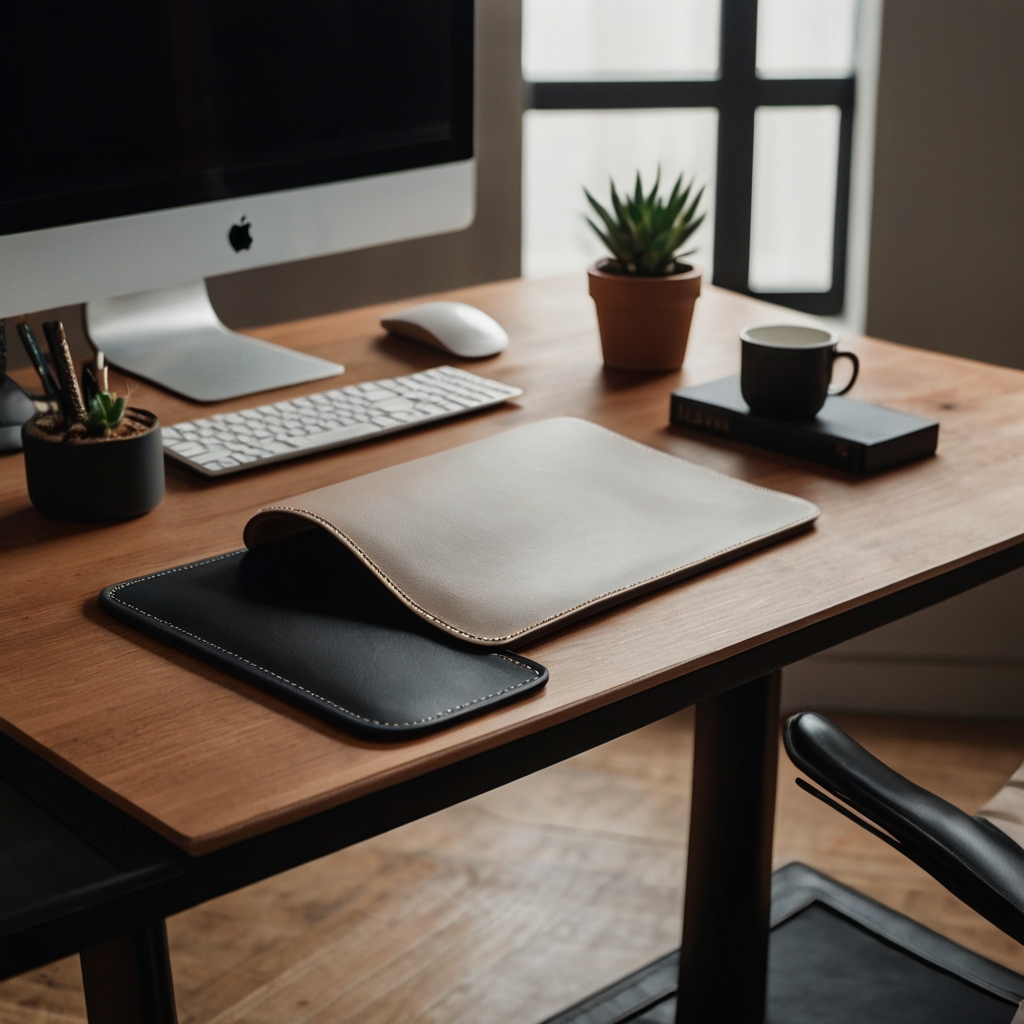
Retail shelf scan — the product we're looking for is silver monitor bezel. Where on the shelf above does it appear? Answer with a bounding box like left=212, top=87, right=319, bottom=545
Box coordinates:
left=0, top=159, right=475, bottom=320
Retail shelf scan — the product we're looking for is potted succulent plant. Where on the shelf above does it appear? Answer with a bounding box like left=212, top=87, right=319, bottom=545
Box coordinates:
left=585, top=170, right=705, bottom=372
left=21, top=322, right=164, bottom=521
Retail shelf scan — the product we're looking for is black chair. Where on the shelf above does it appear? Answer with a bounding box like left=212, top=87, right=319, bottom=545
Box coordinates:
left=784, top=711, right=1024, bottom=944
left=782, top=710, right=1024, bottom=1023
left=541, top=710, right=1024, bottom=1024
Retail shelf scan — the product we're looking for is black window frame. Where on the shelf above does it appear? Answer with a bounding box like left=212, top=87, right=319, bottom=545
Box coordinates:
left=523, top=0, right=855, bottom=317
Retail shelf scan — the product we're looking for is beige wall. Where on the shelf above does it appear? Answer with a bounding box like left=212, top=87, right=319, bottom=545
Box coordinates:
left=866, top=0, right=1024, bottom=367
left=789, top=0, right=1024, bottom=718
left=6, top=0, right=523, bottom=370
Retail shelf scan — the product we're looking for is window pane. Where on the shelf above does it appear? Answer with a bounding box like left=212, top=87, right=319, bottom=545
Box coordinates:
left=748, top=106, right=840, bottom=292
left=756, top=0, right=857, bottom=79
left=522, top=0, right=721, bottom=81
left=523, top=109, right=718, bottom=280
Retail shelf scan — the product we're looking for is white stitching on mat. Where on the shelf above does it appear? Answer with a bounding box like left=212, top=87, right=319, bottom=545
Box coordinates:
left=105, top=556, right=542, bottom=728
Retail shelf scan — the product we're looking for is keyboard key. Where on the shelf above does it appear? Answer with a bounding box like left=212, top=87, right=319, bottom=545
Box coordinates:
left=192, top=449, right=233, bottom=465
left=376, top=397, right=415, bottom=413
left=291, top=422, right=379, bottom=448
left=169, top=441, right=209, bottom=458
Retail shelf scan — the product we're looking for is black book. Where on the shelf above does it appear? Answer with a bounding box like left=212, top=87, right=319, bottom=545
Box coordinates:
left=670, top=375, right=938, bottom=474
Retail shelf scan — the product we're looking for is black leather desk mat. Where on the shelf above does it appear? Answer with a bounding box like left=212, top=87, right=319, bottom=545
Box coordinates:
left=100, top=530, right=547, bottom=738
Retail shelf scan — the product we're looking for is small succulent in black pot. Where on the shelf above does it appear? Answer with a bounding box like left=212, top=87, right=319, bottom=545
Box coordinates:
left=20, top=322, right=164, bottom=521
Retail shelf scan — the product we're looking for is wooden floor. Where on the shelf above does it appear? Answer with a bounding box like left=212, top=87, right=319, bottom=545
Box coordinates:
left=4, top=711, right=1024, bottom=1024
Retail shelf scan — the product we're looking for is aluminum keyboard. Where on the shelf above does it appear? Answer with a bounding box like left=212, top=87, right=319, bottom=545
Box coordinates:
left=162, top=365, right=524, bottom=477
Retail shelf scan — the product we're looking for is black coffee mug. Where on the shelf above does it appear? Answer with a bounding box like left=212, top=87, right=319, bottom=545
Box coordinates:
left=740, top=324, right=859, bottom=421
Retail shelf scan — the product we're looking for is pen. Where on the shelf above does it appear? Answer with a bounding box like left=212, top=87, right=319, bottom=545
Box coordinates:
left=44, top=321, right=88, bottom=423
left=41, top=320, right=66, bottom=383
left=81, top=362, right=98, bottom=406
left=16, top=322, right=61, bottom=404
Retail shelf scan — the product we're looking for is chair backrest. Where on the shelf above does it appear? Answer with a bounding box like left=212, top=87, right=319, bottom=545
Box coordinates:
left=784, top=711, right=1024, bottom=945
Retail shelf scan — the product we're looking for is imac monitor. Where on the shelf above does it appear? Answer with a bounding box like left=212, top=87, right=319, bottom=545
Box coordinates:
left=0, top=1, right=475, bottom=401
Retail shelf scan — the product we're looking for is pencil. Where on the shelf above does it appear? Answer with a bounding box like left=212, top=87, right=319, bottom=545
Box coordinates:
left=43, top=321, right=87, bottom=423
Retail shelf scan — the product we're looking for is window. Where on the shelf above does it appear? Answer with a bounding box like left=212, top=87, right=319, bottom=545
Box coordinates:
left=523, top=0, right=720, bottom=81
left=523, top=0, right=857, bottom=316
left=523, top=109, right=719, bottom=279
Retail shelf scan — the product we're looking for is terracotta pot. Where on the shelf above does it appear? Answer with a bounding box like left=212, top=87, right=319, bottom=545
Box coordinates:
left=588, top=260, right=702, bottom=372
left=22, top=408, right=164, bottom=521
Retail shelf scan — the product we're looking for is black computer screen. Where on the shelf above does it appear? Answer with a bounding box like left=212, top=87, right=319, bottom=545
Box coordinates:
left=0, top=0, right=473, bottom=237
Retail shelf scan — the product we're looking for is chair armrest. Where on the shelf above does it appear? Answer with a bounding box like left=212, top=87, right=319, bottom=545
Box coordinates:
left=785, top=711, right=1024, bottom=944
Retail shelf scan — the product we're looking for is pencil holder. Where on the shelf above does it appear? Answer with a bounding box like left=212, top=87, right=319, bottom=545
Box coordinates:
left=22, top=408, right=164, bottom=521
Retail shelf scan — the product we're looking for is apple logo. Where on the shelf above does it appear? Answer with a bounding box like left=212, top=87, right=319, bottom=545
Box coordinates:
left=228, top=216, right=253, bottom=252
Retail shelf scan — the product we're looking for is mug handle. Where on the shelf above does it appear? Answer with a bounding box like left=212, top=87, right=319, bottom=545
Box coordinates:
left=828, top=351, right=859, bottom=395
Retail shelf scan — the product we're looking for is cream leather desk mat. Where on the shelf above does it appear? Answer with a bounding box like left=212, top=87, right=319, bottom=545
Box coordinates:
left=244, top=417, right=819, bottom=646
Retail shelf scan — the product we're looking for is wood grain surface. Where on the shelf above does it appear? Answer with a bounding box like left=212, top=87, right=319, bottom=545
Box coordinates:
left=4, top=712, right=1024, bottom=1023
left=3, top=276, right=1024, bottom=854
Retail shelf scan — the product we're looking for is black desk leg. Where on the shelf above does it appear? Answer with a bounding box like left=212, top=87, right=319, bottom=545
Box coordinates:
left=676, top=671, right=781, bottom=1024
left=80, top=919, right=178, bottom=1024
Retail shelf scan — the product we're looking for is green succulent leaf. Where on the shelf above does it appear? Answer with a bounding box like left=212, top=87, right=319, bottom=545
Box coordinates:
left=582, top=167, right=706, bottom=277
left=584, top=190, right=623, bottom=242
left=88, top=391, right=126, bottom=432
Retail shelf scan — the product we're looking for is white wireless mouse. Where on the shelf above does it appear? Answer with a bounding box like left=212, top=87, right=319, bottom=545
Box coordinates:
left=380, top=301, right=509, bottom=359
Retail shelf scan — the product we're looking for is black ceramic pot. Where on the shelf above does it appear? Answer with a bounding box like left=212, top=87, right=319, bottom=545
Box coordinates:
left=22, top=409, right=165, bottom=521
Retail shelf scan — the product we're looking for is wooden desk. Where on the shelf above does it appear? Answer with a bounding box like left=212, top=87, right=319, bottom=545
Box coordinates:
left=4, top=276, right=1024, bottom=1023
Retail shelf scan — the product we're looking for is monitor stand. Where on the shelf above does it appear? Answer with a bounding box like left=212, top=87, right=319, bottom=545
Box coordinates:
left=85, top=281, right=344, bottom=403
